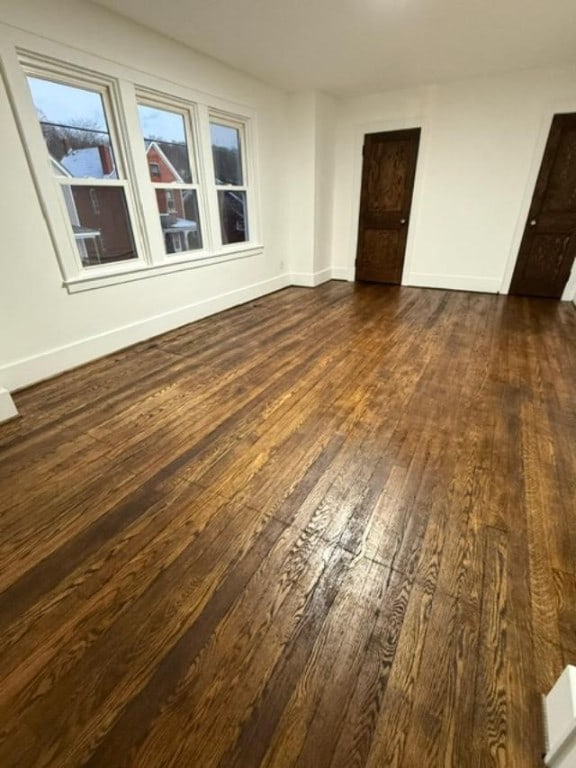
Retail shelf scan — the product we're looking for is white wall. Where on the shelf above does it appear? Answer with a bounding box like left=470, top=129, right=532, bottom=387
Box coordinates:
left=313, top=91, right=337, bottom=277
left=0, top=0, right=292, bottom=391
left=331, top=67, right=576, bottom=297
left=286, top=91, right=317, bottom=282
left=286, top=89, right=337, bottom=286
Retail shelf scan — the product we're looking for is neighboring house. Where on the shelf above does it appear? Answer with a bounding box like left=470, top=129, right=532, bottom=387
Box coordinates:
left=51, top=155, right=102, bottom=266
left=54, top=141, right=200, bottom=261
left=145, top=141, right=200, bottom=253
left=55, top=145, right=134, bottom=265
left=60, top=145, right=118, bottom=179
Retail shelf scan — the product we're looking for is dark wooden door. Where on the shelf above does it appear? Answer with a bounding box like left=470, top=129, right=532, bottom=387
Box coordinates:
left=510, top=113, right=576, bottom=298
left=355, top=128, right=420, bottom=284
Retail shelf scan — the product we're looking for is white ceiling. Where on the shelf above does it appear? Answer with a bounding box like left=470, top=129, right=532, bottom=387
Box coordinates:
left=92, top=0, right=576, bottom=95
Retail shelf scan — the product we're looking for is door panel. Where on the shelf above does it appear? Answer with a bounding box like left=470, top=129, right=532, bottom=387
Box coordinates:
left=359, top=230, right=402, bottom=283
left=355, top=128, right=420, bottom=285
left=510, top=114, right=576, bottom=298
left=544, top=128, right=576, bottom=211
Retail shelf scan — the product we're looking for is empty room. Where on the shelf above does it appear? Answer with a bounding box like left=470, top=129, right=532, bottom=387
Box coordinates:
left=1, top=0, right=576, bottom=766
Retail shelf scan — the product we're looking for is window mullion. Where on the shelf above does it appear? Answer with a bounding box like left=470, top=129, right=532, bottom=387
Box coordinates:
left=243, top=117, right=260, bottom=245
left=116, top=79, right=165, bottom=264
left=187, top=104, right=213, bottom=254
left=197, top=103, right=222, bottom=251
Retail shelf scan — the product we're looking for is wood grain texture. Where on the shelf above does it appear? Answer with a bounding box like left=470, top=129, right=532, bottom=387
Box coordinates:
left=510, top=112, right=576, bottom=298
left=355, top=129, right=420, bottom=284
left=1, top=282, right=575, bottom=767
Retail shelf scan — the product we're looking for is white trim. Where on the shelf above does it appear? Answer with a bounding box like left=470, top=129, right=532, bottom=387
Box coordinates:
left=19, top=52, right=151, bottom=276
left=0, top=23, right=257, bottom=118
left=544, top=666, right=576, bottom=767
left=561, top=261, right=576, bottom=301
left=208, top=111, right=254, bottom=247
left=0, top=388, right=18, bottom=423
left=63, top=245, right=264, bottom=292
left=290, top=268, right=333, bottom=287
left=0, top=274, right=290, bottom=392
left=346, top=113, right=430, bottom=285
left=406, top=272, right=501, bottom=293
left=331, top=266, right=352, bottom=281
left=0, top=26, right=262, bottom=290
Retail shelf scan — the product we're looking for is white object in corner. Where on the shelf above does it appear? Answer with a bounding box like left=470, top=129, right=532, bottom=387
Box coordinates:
left=0, top=388, right=18, bottom=423
left=544, top=666, right=576, bottom=768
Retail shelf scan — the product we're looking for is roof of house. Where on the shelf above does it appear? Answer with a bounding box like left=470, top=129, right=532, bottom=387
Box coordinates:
left=60, top=147, right=118, bottom=179
left=145, top=141, right=185, bottom=183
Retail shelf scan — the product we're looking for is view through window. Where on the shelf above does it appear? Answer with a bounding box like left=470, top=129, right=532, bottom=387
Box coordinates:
left=210, top=121, right=249, bottom=245
left=137, top=103, right=202, bottom=255
left=27, top=76, right=138, bottom=267
left=19, top=57, right=256, bottom=284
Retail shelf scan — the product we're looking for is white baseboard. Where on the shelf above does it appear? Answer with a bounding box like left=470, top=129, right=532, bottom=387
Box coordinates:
left=1, top=267, right=530, bottom=394
left=405, top=272, right=502, bottom=294
left=290, top=268, right=333, bottom=287
left=0, top=274, right=291, bottom=392
left=331, top=267, right=353, bottom=281
left=0, top=388, right=18, bottom=423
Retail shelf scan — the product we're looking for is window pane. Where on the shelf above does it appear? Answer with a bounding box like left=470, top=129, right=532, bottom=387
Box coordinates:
left=138, top=105, right=192, bottom=184
left=211, top=122, right=243, bottom=185
left=62, top=185, right=137, bottom=265
left=27, top=77, right=118, bottom=179
left=218, top=190, right=248, bottom=244
left=157, top=188, right=202, bottom=254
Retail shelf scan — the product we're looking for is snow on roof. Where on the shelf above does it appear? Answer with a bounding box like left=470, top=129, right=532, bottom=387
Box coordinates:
left=60, top=147, right=118, bottom=179
left=50, top=156, right=71, bottom=177
left=162, top=217, right=198, bottom=233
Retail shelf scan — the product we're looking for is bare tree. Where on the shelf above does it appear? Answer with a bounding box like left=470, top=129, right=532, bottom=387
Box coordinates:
left=37, top=110, right=110, bottom=161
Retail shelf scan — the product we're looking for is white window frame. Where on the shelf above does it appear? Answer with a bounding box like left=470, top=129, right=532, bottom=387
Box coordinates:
left=135, top=90, right=210, bottom=261
left=208, top=113, right=253, bottom=250
left=6, top=51, right=149, bottom=281
left=0, top=28, right=263, bottom=293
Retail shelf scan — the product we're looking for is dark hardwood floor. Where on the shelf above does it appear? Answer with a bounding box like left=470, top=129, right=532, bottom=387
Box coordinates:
left=1, top=282, right=575, bottom=767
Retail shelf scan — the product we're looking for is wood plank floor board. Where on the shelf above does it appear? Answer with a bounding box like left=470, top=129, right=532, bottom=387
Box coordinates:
left=265, top=557, right=392, bottom=768
left=0, top=282, right=574, bottom=767
left=551, top=568, right=576, bottom=656
left=86, top=529, right=349, bottom=768
left=0, top=480, right=221, bottom=692
left=1, top=500, right=281, bottom=767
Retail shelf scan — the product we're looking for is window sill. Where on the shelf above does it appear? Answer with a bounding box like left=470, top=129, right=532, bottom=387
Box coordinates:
left=63, top=245, right=264, bottom=293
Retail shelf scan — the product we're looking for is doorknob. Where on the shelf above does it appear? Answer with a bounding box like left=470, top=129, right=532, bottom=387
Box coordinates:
left=529, top=219, right=537, bottom=226
left=400, top=218, right=407, bottom=224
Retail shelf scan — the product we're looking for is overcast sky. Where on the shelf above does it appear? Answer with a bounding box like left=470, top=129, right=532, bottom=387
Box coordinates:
left=28, top=76, right=108, bottom=131
left=28, top=76, right=238, bottom=149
